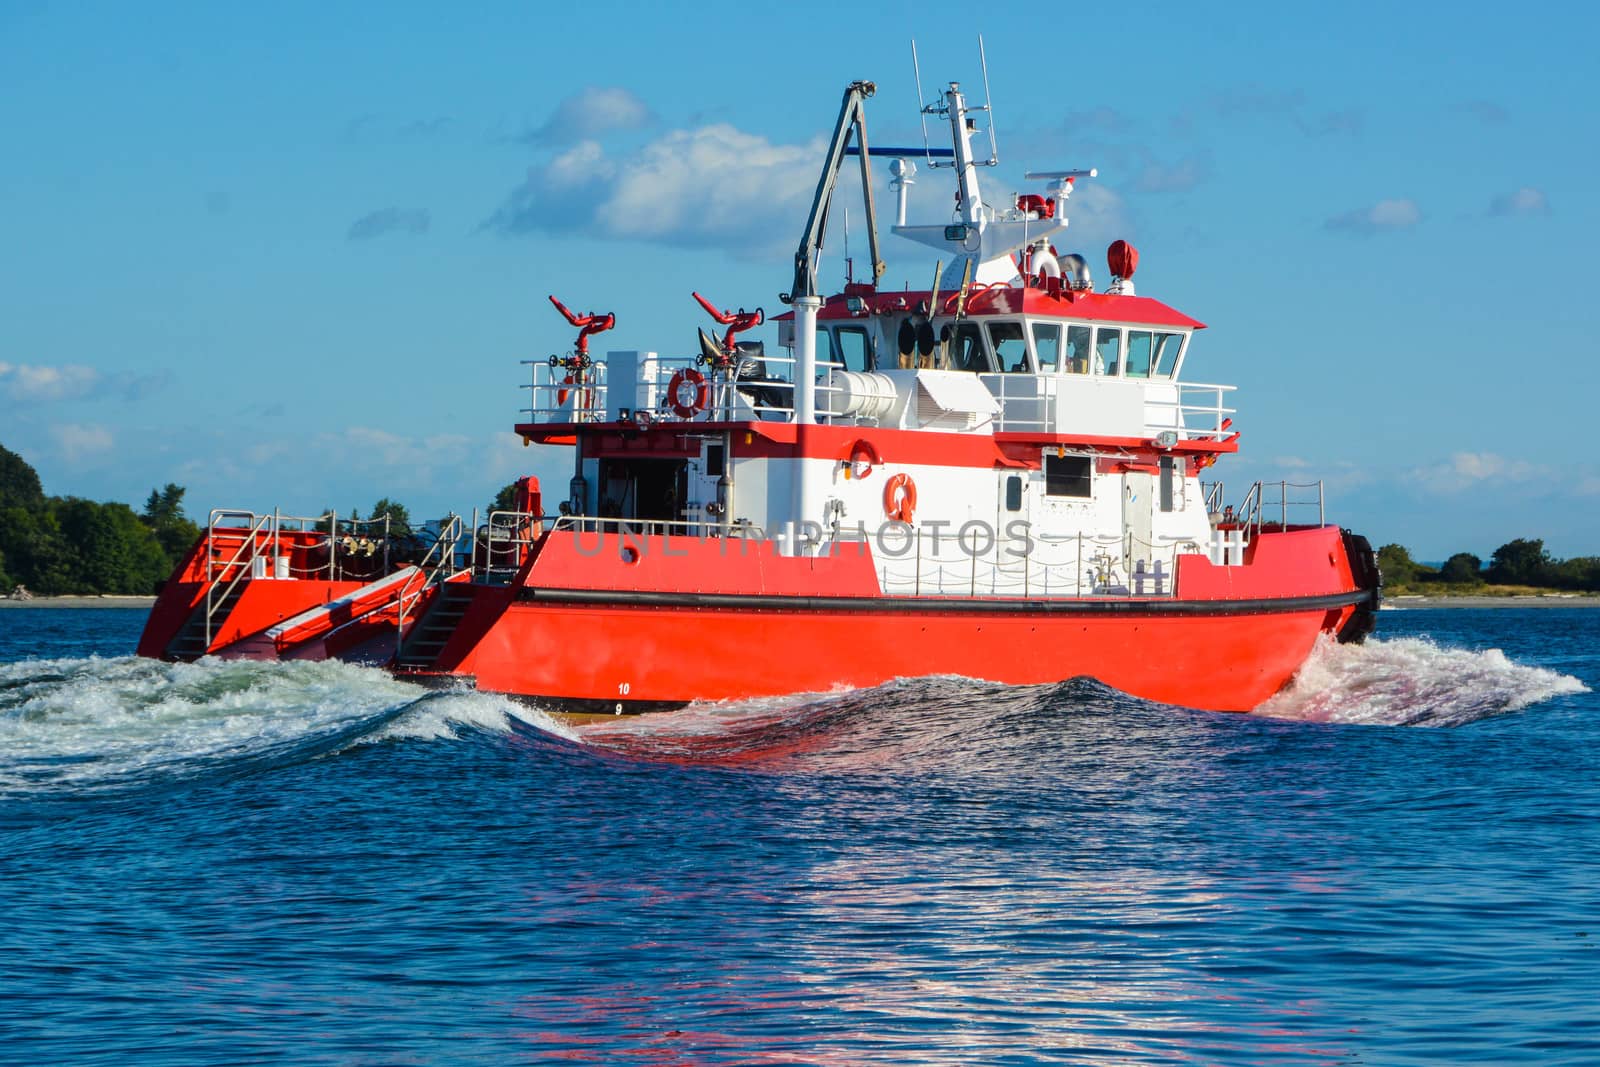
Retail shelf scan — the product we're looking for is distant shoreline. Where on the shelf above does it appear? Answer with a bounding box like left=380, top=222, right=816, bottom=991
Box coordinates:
left=0, top=596, right=157, bottom=610
left=1382, top=594, right=1600, bottom=610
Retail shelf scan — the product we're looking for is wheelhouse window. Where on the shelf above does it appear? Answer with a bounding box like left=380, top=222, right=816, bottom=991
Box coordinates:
left=817, top=327, right=839, bottom=363
left=1095, top=327, right=1122, bottom=376
left=948, top=322, right=991, bottom=372
left=1031, top=322, right=1061, bottom=373
left=1153, top=332, right=1186, bottom=377
left=1125, top=330, right=1154, bottom=378
left=836, top=326, right=873, bottom=372
left=987, top=321, right=1030, bottom=372
left=1065, top=325, right=1092, bottom=374
left=1044, top=454, right=1092, bottom=498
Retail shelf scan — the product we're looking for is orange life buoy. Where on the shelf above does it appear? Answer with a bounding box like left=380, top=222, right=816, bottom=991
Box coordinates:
left=557, top=371, right=577, bottom=406
left=667, top=367, right=708, bottom=419
left=846, top=438, right=880, bottom=480
left=883, top=472, right=916, bottom=524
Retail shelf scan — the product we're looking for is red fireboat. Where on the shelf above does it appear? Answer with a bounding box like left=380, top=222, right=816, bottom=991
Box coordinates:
left=138, top=75, right=1380, bottom=714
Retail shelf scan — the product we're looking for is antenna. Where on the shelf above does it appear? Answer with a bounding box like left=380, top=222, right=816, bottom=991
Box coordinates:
left=911, top=39, right=933, bottom=160
left=978, top=35, right=998, bottom=165
left=843, top=202, right=852, bottom=283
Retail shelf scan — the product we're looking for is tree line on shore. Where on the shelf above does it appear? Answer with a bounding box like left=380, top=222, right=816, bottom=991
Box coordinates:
left=7, top=440, right=1598, bottom=596
left=0, top=444, right=203, bottom=596
left=1377, top=540, right=1600, bottom=593
left=1, top=443, right=524, bottom=597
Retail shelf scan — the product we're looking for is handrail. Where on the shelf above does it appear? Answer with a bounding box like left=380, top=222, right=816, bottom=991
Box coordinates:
left=395, top=514, right=465, bottom=651
left=203, top=511, right=271, bottom=649
left=1231, top=480, right=1326, bottom=539
left=875, top=527, right=1194, bottom=599
left=548, top=514, right=768, bottom=540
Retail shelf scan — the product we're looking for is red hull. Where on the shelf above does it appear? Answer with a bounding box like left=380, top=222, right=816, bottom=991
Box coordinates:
left=138, top=523, right=1375, bottom=714
left=449, top=598, right=1347, bottom=713
left=401, top=524, right=1372, bottom=713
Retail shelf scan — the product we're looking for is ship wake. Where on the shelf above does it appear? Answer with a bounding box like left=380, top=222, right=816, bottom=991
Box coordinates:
left=1254, top=635, right=1589, bottom=727
left=0, top=655, right=572, bottom=799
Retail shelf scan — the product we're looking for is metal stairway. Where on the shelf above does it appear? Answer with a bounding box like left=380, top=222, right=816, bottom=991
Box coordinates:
left=394, top=583, right=474, bottom=669
left=163, top=525, right=262, bottom=661
left=164, top=580, right=245, bottom=660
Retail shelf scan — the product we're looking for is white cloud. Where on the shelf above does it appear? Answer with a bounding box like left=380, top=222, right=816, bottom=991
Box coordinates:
left=1488, top=186, right=1549, bottom=217
left=526, top=87, right=654, bottom=145
left=0, top=361, right=100, bottom=402
left=1043, top=182, right=1133, bottom=262
left=1324, top=198, right=1421, bottom=235
left=332, top=426, right=472, bottom=471
left=487, top=123, right=822, bottom=256
left=1413, top=451, right=1546, bottom=493
left=50, top=423, right=114, bottom=461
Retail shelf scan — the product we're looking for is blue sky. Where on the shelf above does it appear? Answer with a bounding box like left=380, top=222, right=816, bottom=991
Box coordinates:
left=2, top=1, right=1595, bottom=559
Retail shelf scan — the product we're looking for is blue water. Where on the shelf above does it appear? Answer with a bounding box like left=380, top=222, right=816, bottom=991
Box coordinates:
left=1, top=607, right=1595, bottom=1065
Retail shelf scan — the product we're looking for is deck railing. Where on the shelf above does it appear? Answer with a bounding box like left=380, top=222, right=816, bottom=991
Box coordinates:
left=1233, top=480, right=1326, bottom=536
left=520, top=351, right=1238, bottom=444
left=871, top=527, right=1198, bottom=599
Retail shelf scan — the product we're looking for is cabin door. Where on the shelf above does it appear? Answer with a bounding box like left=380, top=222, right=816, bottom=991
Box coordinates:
left=997, top=469, right=1033, bottom=595
left=1122, top=472, right=1158, bottom=594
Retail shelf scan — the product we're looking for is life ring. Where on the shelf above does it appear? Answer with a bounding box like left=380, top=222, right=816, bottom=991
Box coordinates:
left=883, top=472, right=917, bottom=524
left=668, top=367, right=708, bottom=419
left=556, top=371, right=577, bottom=406
left=846, top=438, right=880, bottom=480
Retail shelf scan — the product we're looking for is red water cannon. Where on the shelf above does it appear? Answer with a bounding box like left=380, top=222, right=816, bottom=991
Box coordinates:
left=547, top=295, right=615, bottom=370
left=692, top=291, right=764, bottom=366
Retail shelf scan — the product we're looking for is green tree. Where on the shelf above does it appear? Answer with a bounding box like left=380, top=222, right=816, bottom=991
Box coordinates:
left=0, top=443, right=46, bottom=513
left=1438, top=552, right=1483, bottom=584
left=1487, top=538, right=1551, bottom=585
left=140, top=482, right=201, bottom=566
left=52, top=498, right=170, bottom=594
left=367, top=498, right=412, bottom=537
left=490, top=482, right=520, bottom=515
left=1376, top=543, right=1421, bottom=587
left=0, top=444, right=68, bottom=592
left=1546, top=556, right=1600, bottom=592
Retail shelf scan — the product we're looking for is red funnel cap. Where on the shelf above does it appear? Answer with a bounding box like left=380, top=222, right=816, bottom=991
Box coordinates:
left=1107, top=239, right=1139, bottom=279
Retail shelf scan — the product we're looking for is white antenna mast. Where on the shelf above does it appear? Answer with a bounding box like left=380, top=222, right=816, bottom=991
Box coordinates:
left=978, top=35, right=998, bottom=165
left=911, top=39, right=933, bottom=160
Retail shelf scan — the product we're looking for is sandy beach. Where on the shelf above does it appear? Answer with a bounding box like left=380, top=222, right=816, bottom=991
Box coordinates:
left=1382, top=594, right=1600, bottom=609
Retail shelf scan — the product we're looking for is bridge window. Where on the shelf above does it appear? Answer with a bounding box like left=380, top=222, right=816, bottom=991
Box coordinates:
left=1125, top=331, right=1153, bottom=378
left=1031, top=322, right=1061, bottom=373
left=1154, top=332, right=1186, bottom=377
left=1044, top=454, right=1092, bottom=498
left=948, top=322, right=991, bottom=372
left=836, top=326, right=873, bottom=372
left=1065, top=325, right=1092, bottom=374
left=987, top=321, right=1030, bottom=372
left=817, top=327, right=838, bottom=362
left=1095, top=327, right=1123, bottom=376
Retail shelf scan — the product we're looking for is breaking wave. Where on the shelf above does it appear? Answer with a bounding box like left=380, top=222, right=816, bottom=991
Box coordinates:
left=0, top=656, right=571, bottom=798
left=1254, top=635, right=1590, bottom=727
left=1, top=629, right=1586, bottom=800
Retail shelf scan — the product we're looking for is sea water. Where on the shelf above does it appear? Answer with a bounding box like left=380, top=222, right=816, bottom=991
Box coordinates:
left=0, top=607, right=1595, bottom=1065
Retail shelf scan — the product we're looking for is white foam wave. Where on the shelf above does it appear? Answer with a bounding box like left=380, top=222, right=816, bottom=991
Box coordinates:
left=1254, top=636, right=1589, bottom=727
left=371, top=685, right=579, bottom=744
left=0, top=656, right=572, bottom=796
